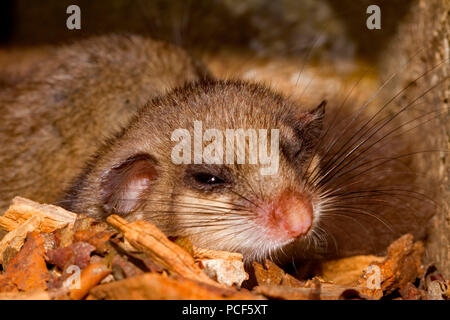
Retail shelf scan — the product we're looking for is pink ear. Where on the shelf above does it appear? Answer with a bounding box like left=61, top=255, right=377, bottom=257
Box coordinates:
left=100, top=154, right=158, bottom=216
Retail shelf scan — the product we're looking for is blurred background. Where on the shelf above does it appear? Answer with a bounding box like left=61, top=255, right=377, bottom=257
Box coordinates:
left=0, top=0, right=414, bottom=65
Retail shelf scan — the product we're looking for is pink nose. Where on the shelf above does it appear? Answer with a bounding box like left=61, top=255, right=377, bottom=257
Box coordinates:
left=262, top=191, right=313, bottom=240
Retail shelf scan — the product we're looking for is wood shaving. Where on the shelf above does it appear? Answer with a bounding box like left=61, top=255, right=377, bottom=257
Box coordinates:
left=0, top=197, right=447, bottom=300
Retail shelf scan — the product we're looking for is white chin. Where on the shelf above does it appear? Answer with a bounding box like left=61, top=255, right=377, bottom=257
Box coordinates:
left=188, top=228, right=295, bottom=262
left=240, top=239, right=294, bottom=262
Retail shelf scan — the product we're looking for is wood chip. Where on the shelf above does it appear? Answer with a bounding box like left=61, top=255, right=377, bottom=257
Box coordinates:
left=0, top=197, right=445, bottom=300
left=0, top=197, right=76, bottom=233
left=110, top=237, right=165, bottom=273
left=426, top=280, right=447, bottom=300
left=254, top=280, right=371, bottom=300
left=319, top=282, right=371, bottom=300
left=251, top=261, right=373, bottom=300
left=198, top=259, right=248, bottom=287
left=193, top=246, right=247, bottom=287
left=87, top=273, right=260, bottom=300
left=423, top=268, right=449, bottom=300
left=253, top=259, right=304, bottom=288
left=111, top=255, right=144, bottom=280
left=46, top=241, right=96, bottom=270
left=399, top=282, right=426, bottom=300
left=107, top=215, right=219, bottom=287
left=357, top=234, right=425, bottom=298
left=320, top=255, right=385, bottom=286
left=253, top=285, right=314, bottom=300
left=0, top=290, right=51, bottom=300
left=69, top=262, right=111, bottom=300
left=193, top=247, right=244, bottom=261
left=0, top=231, right=49, bottom=292
left=0, top=216, right=41, bottom=264
left=74, top=230, right=114, bottom=253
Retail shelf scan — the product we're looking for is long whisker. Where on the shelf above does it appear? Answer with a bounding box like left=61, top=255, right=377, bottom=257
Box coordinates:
left=305, top=50, right=441, bottom=185
left=301, top=70, right=368, bottom=182
left=312, top=77, right=447, bottom=187
left=308, top=61, right=447, bottom=186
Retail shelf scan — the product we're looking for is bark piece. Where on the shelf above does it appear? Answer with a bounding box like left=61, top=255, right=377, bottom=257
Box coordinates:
left=69, top=262, right=111, bottom=300
left=253, top=260, right=304, bottom=288
left=251, top=260, right=374, bottom=300
left=0, top=232, right=49, bottom=292
left=46, top=241, right=95, bottom=270
left=193, top=247, right=244, bottom=261
left=194, top=246, right=247, bottom=287
left=74, top=230, right=114, bottom=253
left=319, top=283, right=371, bottom=300
left=253, top=285, right=315, bottom=300
left=198, top=259, right=248, bottom=287
left=110, top=237, right=165, bottom=273
left=423, top=266, right=449, bottom=300
left=399, top=282, right=426, bottom=300
left=106, top=215, right=219, bottom=286
left=88, top=273, right=260, bottom=300
left=357, top=234, right=425, bottom=298
left=0, top=290, right=51, bottom=300
left=53, top=224, right=75, bottom=248
left=111, top=255, right=144, bottom=280
left=0, top=197, right=76, bottom=233
left=73, top=216, right=111, bottom=235
left=67, top=241, right=95, bottom=269
left=426, top=280, right=448, bottom=300
left=320, top=255, right=385, bottom=286
left=0, top=216, right=41, bottom=264
left=254, top=281, right=371, bottom=300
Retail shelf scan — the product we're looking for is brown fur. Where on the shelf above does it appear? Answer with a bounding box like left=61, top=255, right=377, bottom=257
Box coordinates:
left=0, top=35, right=209, bottom=210
left=0, top=35, right=435, bottom=261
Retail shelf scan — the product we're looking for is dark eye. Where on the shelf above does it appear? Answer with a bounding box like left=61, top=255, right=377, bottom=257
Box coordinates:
left=193, top=173, right=226, bottom=186
left=184, top=165, right=232, bottom=191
